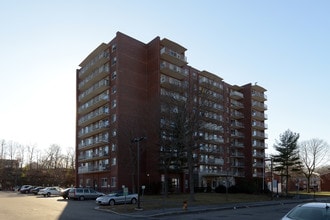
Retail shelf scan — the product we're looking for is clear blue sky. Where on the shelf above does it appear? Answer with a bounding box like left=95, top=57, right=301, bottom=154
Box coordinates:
left=0, top=0, right=329, bottom=156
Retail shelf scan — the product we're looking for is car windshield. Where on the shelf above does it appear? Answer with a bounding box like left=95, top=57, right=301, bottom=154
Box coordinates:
left=287, top=206, right=330, bottom=220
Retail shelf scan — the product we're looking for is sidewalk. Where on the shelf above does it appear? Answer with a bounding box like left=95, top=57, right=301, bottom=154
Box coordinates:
left=96, top=196, right=330, bottom=218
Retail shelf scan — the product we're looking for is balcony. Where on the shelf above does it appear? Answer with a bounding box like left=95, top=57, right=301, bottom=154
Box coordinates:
left=160, top=38, right=186, bottom=54
left=77, top=165, right=109, bottom=174
left=231, top=131, right=244, bottom=138
left=252, top=111, right=267, bottom=120
left=253, top=162, right=264, bottom=168
left=78, top=138, right=109, bottom=150
left=252, top=91, right=267, bottom=102
left=78, top=44, right=109, bottom=79
left=78, top=94, right=109, bottom=115
left=78, top=65, right=110, bottom=92
left=230, top=91, right=243, bottom=99
left=230, top=110, right=244, bottom=119
left=231, top=141, right=244, bottom=148
left=78, top=108, right=109, bottom=127
left=160, top=76, right=187, bottom=93
left=199, top=73, right=224, bottom=93
left=252, top=131, right=268, bottom=139
left=78, top=126, right=109, bottom=139
left=199, top=170, right=229, bottom=176
left=160, top=47, right=187, bottom=67
left=252, top=141, right=268, bottom=149
left=230, top=100, right=244, bottom=109
left=78, top=79, right=110, bottom=103
left=79, top=152, right=109, bottom=162
left=160, top=61, right=188, bottom=80
left=231, top=120, right=244, bottom=128
left=231, top=152, right=245, bottom=158
left=252, top=101, right=267, bottom=111
left=253, top=152, right=265, bottom=158
left=252, top=121, right=267, bottom=130
left=232, top=171, right=245, bottom=177
left=231, top=162, right=245, bottom=168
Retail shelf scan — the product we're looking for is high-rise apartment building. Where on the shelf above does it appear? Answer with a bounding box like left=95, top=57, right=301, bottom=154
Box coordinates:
left=76, top=32, right=267, bottom=193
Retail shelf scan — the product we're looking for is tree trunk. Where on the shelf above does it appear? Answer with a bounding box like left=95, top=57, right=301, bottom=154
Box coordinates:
left=187, top=149, right=195, bottom=202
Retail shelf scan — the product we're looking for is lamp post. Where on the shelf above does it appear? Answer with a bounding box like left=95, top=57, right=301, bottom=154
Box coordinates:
left=147, top=173, right=150, bottom=192
left=270, top=158, right=273, bottom=200
left=131, top=136, right=146, bottom=210
left=262, top=157, right=265, bottom=192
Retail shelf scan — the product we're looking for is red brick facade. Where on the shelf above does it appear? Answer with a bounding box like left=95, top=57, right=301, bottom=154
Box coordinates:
left=76, top=32, right=267, bottom=193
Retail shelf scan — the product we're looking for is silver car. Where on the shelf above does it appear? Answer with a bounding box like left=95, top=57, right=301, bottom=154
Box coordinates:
left=38, top=187, right=62, bottom=197
left=96, top=192, right=138, bottom=206
left=68, top=187, right=104, bottom=200
left=282, top=202, right=330, bottom=220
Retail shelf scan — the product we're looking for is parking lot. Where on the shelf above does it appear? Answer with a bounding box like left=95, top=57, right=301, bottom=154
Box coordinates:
left=0, top=191, right=129, bottom=220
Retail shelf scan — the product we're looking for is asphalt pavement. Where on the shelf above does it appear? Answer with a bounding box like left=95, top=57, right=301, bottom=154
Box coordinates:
left=96, top=196, right=330, bottom=219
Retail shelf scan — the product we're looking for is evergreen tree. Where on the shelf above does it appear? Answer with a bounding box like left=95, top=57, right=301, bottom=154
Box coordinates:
left=272, top=129, right=301, bottom=196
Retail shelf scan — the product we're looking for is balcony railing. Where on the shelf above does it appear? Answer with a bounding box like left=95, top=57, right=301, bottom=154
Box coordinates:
left=252, top=101, right=268, bottom=111
left=160, top=47, right=187, bottom=67
left=252, top=111, right=268, bottom=120
left=160, top=61, right=188, bottom=80
left=231, top=110, right=244, bottom=119
left=252, top=91, right=267, bottom=101
left=230, top=91, right=243, bottom=99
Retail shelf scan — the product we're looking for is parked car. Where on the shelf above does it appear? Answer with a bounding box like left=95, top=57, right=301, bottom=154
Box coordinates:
left=68, top=187, right=104, bottom=200
left=38, top=187, right=62, bottom=197
left=31, top=186, right=44, bottom=195
left=60, top=188, right=72, bottom=199
left=282, top=202, right=330, bottom=220
left=19, top=185, right=34, bottom=194
left=96, top=191, right=138, bottom=206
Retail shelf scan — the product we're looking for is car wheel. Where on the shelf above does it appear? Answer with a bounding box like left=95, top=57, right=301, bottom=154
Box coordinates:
left=43, top=194, right=46, bottom=197
left=47, top=192, right=51, bottom=197
left=79, top=196, right=85, bottom=201
left=109, top=200, right=115, bottom=206
left=131, top=198, right=137, bottom=204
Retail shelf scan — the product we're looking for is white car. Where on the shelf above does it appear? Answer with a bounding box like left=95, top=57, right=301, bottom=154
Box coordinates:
left=38, top=187, right=62, bottom=197
left=96, top=192, right=138, bottom=206
left=282, top=202, right=330, bottom=220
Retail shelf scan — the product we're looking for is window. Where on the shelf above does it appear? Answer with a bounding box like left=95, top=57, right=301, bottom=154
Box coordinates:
left=111, top=57, right=117, bottom=65
left=86, top=179, right=91, bottom=187
left=111, top=44, right=117, bottom=52
left=111, top=114, right=116, bottom=123
left=111, top=143, right=116, bottom=152
left=112, top=129, right=117, bottom=137
left=111, top=99, right=117, bottom=108
left=111, top=71, right=117, bottom=80
left=111, top=157, right=116, bottom=166
left=111, top=177, right=116, bottom=187
left=101, top=178, right=108, bottom=187
left=111, top=86, right=116, bottom=94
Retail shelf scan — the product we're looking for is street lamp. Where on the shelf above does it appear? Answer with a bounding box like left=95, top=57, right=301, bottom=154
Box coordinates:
left=131, top=136, right=146, bottom=210
left=146, top=173, right=150, bottom=191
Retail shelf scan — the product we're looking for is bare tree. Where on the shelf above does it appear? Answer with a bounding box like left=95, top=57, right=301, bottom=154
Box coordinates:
left=64, top=147, right=75, bottom=169
left=299, top=138, right=329, bottom=192
left=0, top=139, right=5, bottom=159
left=41, top=144, right=62, bottom=169
left=26, top=144, right=37, bottom=170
